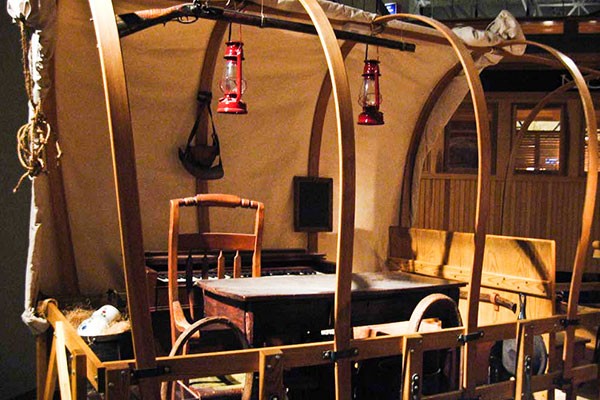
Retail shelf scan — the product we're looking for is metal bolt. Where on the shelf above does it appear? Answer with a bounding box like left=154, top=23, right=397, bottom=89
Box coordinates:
left=274, top=354, right=281, bottom=360
left=121, top=371, right=127, bottom=377
left=270, top=396, right=280, bottom=400
left=108, top=382, right=115, bottom=389
left=267, top=364, right=272, bottom=369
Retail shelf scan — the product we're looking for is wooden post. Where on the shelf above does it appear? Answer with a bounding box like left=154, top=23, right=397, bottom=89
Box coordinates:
left=515, top=323, right=534, bottom=400
left=401, top=335, right=424, bottom=400
left=104, top=367, right=131, bottom=400
left=55, top=321, right=72, bottom=400
left=42, top=334, right=58, bottom=400
left=70, top=349, right=87, bottom=400
left=259, top=349, right=285, bottom=400
left=36, top=329, right=51, bottom=400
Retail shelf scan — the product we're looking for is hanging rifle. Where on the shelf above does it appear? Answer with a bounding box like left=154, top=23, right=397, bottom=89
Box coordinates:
left=116, top=2, right=416, bottom=52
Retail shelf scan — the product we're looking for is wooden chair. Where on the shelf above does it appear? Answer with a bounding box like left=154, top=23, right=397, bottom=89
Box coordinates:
left=165, top=193, right=264, bottom=400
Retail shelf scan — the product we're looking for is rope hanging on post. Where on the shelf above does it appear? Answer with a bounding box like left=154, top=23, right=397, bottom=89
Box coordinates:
left=13, top=19, right=61, bottom=193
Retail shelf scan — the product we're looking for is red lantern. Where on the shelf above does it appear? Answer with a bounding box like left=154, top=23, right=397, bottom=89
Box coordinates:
left=357, top=59, right=384, bottom=125
left=217, top=41, right=247, bottom=114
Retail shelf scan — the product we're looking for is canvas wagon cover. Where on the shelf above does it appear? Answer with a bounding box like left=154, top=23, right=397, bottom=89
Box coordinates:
left=8, top=0, right=521, bottom=331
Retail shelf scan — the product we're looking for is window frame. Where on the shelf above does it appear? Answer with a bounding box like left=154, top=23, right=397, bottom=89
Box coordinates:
left=511, top=103, right=568, bottom=176
left=442, top=102, right=498, bottom=175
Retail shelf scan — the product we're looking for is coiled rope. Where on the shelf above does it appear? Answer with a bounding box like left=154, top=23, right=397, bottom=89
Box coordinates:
left=13, top=19, right=61, bottom=192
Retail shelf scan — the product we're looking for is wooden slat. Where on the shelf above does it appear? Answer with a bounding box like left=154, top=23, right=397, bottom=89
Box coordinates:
left=36, top=330, right=50, bottom=400
left=390, top=258, right=552, bottom=298
left=44, top=301, right=101, bottom=390
left=259, top=349, right=284, bottom=400
left=42, top=335, right=58, bottom=400
left=401, top=335, right=424, bottom=400
left=389, top=227, right=555, bottom=294
left=104, top=367, right=130, bottom=400
left=55, top=322, right=73, bottom=400
left=70, top=350, right=87, bottom=400
left=178, top=233, right=257, bottom=251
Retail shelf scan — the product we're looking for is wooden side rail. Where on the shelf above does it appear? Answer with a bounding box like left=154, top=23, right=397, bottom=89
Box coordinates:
left=41, top=300, right=103, bottom=392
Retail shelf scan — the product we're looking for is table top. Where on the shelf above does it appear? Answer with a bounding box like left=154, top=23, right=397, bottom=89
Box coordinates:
left=198, top=271, right=465, bottom=302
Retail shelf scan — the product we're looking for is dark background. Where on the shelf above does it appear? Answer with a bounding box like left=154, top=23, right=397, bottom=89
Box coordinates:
left=0, top=10, right=38, bottom=400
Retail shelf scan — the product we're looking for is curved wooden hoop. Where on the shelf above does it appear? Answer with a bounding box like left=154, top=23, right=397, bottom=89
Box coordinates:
left=293, top=2, right=356, bottom=399
left=306, top=40, right=356, bottom=252
left=498, top=39, right=598, bottom=379
left=90, top=0, right=356, bottom=398
left=161, top=316, right=253, bottom=400
left=506, top=71, right=600, bottom=175
left=194, top=21, right=229, bottom=230
left=400, top=62, right=463, bottom=226
left=88, top=1, right=159, bottom=397
left=375, top=13, right=491, bottom=393
left=374, top=13, right=491, bottom=395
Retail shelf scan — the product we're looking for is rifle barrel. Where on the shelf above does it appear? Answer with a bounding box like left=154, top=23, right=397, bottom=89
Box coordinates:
left=117, top=5, right=416, bottom=52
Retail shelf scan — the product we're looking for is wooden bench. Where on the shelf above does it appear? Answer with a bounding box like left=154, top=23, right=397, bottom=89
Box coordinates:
left=387, top=227, right=556, bottom=323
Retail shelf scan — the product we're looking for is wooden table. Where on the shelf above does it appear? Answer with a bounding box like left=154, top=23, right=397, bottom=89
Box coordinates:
left=198, top=271, right=465, bottom=346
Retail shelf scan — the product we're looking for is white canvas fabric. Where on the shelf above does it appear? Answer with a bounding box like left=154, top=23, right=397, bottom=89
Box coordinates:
left=9, top=0, right=520, bottom=332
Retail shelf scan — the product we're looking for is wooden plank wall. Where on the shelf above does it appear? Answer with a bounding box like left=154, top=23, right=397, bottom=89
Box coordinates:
left=414, top=175, right=600, bottom=273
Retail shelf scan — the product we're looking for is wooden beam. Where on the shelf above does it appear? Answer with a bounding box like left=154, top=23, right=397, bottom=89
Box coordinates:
left=259, top=349, right=285, bottom=400
left=194, top=21, right=228, bottom=230
left=87, top=0, right=159, bottom=397
left=375, top=14, right=492, bottom=396
left=499, top=39, right=598, bottom=384
left=306, top=40, right=356, bottom=252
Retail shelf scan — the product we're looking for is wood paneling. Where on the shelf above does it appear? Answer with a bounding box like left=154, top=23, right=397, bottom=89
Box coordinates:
left=415, top=175, right=600, bottom=273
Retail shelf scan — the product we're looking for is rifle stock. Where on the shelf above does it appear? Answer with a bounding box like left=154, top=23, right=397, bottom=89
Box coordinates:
left=117, top=3, right=199, bottom=37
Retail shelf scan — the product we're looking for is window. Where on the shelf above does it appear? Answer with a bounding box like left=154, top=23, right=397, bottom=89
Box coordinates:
left=443, top=102, right=497, bottom=173
left=513, top=105, right=565, bottom=173
left=583, top=109, right=600, bottom=172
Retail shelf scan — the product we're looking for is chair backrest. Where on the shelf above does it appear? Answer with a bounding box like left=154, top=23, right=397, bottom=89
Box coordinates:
left=167, top=193, right=264, bottom=342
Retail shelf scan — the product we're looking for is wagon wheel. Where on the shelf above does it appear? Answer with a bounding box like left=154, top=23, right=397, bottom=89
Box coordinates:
left=407, top=293, right=463, bottom=395
left=354, top=294, right=462, bottom=399
left=161, top=316, right=253, bottom=400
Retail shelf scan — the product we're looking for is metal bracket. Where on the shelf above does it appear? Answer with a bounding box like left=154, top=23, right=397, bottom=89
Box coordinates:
left=130, top=366, right=169, bottom=380
left=457, top=331, right=484, bottom=344
left=322, top=347, right=358, bottom=362
left=560, top=318, right=580, bottom=327
left=410, top=373, right=420, bottom=400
